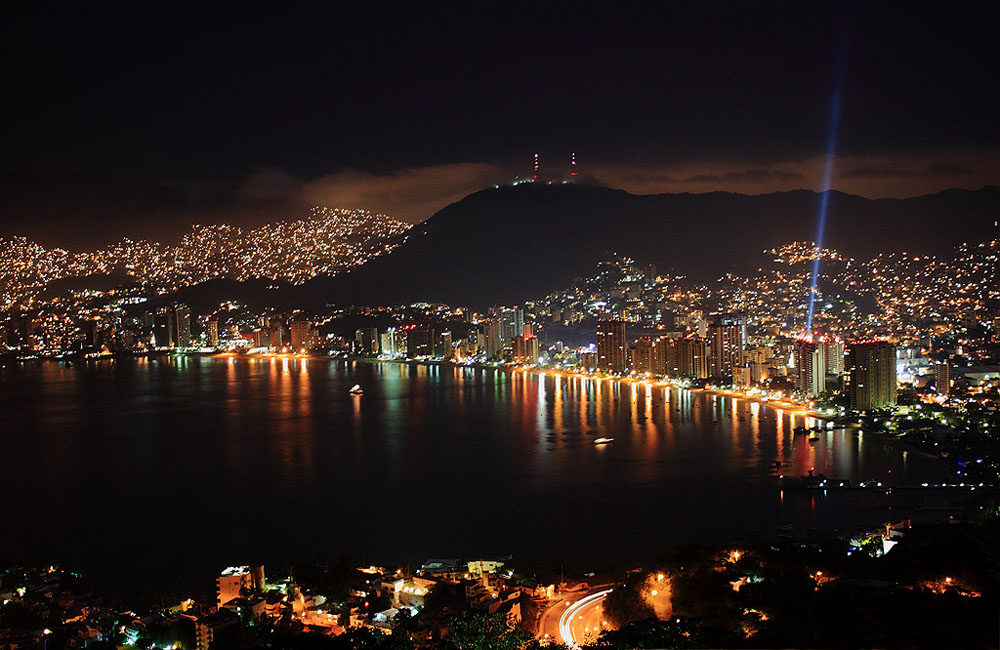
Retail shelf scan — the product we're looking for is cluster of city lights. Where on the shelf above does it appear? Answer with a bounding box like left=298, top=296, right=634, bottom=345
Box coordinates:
left=0, top=207, right=411, bottom=310
left=533, top=240, right=1000, bottom=350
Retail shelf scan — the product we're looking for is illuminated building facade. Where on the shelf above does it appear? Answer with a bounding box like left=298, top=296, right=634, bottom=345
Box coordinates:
left=653, top=336, right=673, bottom=375
left=492, top=306, right=524, bottom=348
left=217, top=566, right=252, bottom=608
left=355, top=328, right=378, bottom=355
left=439, top=330, right=453, bottom=357
left=848, top=340, right=898, bottom=411
left=732, top=366, right=751, bottom=386
left=708, top=312, right=745, bottom=378
left=676, top=336, right=709, bottom=379
left=150, top=305, right=191, bottom=348
left=173, top=305, right=191, bottom=348
left=934, top=362, right=950, bottom=396
left=794, top=336, right=826, bottom=396
left=269, top=326, right=285, bottom=350
left=512, top=334, right=539, bottom=364
left=662, top=337, right=680, bottom=376
left=290, top=320, right=316, bottom=350
left=824, top=339, right=845, bottom=375
left=483, top=318, right=503, bottom=360
left=207, top=319, right=219, bottom=347
left=632, top=337, right=655, bottom=375
left=596, top=319, right=627, bottom=373
left=380, top=327, right=400, bottom=357
left=408, top=326, right=435, bottom=357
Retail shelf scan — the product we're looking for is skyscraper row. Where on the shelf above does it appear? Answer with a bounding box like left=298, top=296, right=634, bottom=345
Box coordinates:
left=597, top=319, right=710, bottom=379
left=144, top=304, right=192, bottom=348
left=592, top=317, right=897, bottom=412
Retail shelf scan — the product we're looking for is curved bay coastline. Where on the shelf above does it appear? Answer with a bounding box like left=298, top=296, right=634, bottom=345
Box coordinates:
left=0, top=353, right=963, bottom=598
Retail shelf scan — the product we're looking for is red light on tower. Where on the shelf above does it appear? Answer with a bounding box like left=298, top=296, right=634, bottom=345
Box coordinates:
left=533, top=153, right=539, bottom=180
left=570, top=152, right=577, bottom=177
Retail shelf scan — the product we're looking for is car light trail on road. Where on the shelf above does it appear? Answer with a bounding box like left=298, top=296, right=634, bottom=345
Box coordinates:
left=558, top=588, right=613, bottom=649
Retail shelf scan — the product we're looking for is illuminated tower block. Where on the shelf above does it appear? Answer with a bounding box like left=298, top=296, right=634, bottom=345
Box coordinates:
left=848, top=340, right=897, bottom=411
left=596, top=319, right=627, bottom=373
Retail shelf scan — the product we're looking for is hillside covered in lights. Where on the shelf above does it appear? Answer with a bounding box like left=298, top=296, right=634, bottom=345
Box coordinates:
left=0, top=207, right=410, bottom=310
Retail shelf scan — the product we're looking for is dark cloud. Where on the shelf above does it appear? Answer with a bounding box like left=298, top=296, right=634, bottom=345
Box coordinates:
left=0, top=5, right=997, bottom=249
left=924, top=162, right=977, bottom=176
left=619, top=172, right=681, bottom=185
left=842, top=166, right=914, bottom=179
left=2, top=148, right=997, bottom=250
left=592, top=149, right=999, bottom=199
left=842, top=160, right=982, bottom=180
left=684, top=169, right=804, bottom=183
left=298, top=164, right=504, bottom=224
left=237, top=168, right=304, bottom=203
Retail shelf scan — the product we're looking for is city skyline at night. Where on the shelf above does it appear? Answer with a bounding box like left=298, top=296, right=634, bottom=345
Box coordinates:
left=3, top=4, right=1000, bottom=649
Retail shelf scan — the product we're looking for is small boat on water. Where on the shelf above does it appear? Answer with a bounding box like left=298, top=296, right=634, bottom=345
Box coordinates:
left=808, top=434, right=820, bottom=443
left=594, top=437, right=615, bottom=445
left=349, top=384, right=364, bottom=395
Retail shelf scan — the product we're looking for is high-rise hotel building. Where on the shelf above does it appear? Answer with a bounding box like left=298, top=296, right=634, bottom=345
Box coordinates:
left=794, top=336, right=826, bottom=396
left=848, top=340, right=897, bottom=411
left=596, top=319, right=627, bottom=373
left=677, top=336, right=709, bottom=379
left=708, top=312, right=745, bottom=378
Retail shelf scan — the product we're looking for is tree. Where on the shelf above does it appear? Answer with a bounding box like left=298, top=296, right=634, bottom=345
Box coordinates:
left=442, top=611, right=532, bottom=650
left=273, top=627, right=413, bottom=650
left=590, top=616, right=737, bottom=649
left=422, top=583, right=465, bottom=615
left=602, top=581, right=654, bottom=627
left=0, top=602, right=43, bottom=632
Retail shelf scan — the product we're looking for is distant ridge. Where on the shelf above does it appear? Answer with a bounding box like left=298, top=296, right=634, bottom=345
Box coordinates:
left=261, top=183, right=1000, bottom=310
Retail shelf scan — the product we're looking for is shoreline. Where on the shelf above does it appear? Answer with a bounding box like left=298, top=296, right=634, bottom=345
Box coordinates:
left=289, top=354, right=949, bottom=463
left=4, top=353, right=968, bottom=601
left=353, top=355, right=841, bottom=423
left=18, top=350, right=853, bottom=425
left=15, top=351, right=944, bottom=464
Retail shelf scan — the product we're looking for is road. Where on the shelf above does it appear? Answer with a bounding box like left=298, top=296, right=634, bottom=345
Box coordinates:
left=536, top=587, right=614, bottom=648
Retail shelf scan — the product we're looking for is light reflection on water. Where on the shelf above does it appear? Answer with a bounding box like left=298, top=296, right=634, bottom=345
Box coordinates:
left=0, top=357, right=954, bottom=591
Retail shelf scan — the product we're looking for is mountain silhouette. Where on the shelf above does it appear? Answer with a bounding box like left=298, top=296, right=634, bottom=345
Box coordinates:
left=272, top=183, right=1000, bottom=309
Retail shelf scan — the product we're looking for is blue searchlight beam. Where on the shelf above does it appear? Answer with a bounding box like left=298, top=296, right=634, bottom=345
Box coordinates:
left=806, top=33, right=850, bottom=332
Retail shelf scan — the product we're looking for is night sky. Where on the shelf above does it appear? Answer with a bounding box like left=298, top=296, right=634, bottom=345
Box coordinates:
left=2, top=4, right=998, bottom=247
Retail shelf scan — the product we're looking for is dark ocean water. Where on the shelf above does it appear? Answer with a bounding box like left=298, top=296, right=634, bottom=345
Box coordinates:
left=0, top=356, right=951, bottom=596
